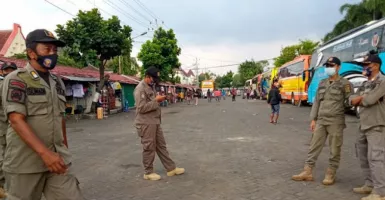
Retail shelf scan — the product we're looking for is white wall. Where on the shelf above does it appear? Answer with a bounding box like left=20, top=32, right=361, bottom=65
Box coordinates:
left=4, top=27, right=25, bottom=57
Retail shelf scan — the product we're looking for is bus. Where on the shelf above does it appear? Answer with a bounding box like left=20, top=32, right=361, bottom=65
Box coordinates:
left=308, top=18, right=385, bottom=106
left=201, top=80, right=215, bottom=98
left=278, top=55, right=312, bottom=106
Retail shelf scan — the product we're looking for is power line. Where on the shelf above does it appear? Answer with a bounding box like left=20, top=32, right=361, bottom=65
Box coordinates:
left=44, top=0, right=75, bottom=17
left=132, top=0, right=158, bottom=19
left=103, top=0, right=149, bottom=28
left=117, top=0, right=152, bottom=22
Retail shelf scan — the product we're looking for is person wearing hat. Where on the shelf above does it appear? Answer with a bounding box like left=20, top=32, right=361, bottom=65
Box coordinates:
left=350, top=54, right=385, bottom=200
left=134, top=66, right=185, bottom=181
left=0, top=62, right=18, bottom=198
left=1, top=29, right=83, bottom=199
left=292, top=57, right=353, bottom=185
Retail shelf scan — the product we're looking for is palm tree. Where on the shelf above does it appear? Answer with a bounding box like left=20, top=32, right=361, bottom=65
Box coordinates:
left=363, top=0, right=385, bottom=20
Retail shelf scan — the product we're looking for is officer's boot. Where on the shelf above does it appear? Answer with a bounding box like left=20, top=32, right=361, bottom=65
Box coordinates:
left=292, top=165, right=314, bottom=181
left=167, top=167, right=185, bottom=177
left=322, top=168, right=336, bottom=185
left=361, top=194, right=385, bottom=200
left=353, top=185, right=373, bottom=194
left=143, top=173, right=161, bottom=181
left=0, top=187, right=6, bottom=198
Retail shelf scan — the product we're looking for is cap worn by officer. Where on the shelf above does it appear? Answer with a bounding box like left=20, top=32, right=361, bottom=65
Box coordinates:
left=26, top=29, right=66, bottom=48
left=1, top=62, right=17, bottom=70
left=360, top=54, right=382, bottom=66
left=145, top=67, right=160, bottom=78
left=324, top=57, right=341, bottom=66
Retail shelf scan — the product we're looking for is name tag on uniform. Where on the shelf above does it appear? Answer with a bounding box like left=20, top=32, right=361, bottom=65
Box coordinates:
left=26, top=87, right=46, bottom=95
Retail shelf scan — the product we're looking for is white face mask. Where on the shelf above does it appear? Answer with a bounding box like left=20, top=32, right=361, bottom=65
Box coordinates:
left=325, top=67, right=336, bottom=76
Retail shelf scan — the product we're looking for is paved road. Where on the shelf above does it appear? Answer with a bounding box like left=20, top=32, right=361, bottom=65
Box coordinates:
left=67, top=97, right=365, bottom=200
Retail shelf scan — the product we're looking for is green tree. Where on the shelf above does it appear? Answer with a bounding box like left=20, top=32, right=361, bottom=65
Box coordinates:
left=323, top=0, right=385, bottom=42
left=221, top=71, right=234, bottom=88
left=214, top=76, right=223, bottom=88
left=274, top=40, right=319, bottom=67
left=232, top=74, right=243, bottom=87
left=138, top=27, right=181, bottom=83
left=56, top=9, right=132, bottom=111
left=238, top=60, right=267, bottom=84
left=107, top=55, right=140, bottom=76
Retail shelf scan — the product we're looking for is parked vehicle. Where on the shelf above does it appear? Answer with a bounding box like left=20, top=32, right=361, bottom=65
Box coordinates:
left=277, top=55, right=312, bottom=106
left=201, top=80, right=215, bottom=98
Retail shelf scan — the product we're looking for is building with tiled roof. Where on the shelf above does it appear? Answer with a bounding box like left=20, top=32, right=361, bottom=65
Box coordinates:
left=0, top=24, right=26, bottom=57
left=176, top=68, right=196, bottom=85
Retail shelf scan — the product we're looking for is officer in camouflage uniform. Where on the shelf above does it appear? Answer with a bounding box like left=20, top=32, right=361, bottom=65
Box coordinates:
left=2, top=29, right=83, bottom=199
left=134, top=67, right=185, bottom=181
left=350, top=55, right=385, bottom=200
left=0, top=62, right=17, bottom=198
left=292, top=57, right=353, bottom=185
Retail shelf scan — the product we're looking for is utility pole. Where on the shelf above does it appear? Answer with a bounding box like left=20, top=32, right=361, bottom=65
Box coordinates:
left=118, top=56, right=122, bottom=74
left=194, top=57, right=199, bottom=87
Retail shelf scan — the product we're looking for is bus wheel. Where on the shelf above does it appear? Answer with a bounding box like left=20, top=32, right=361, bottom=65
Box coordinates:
left=291, top=93, right=296, bottom=106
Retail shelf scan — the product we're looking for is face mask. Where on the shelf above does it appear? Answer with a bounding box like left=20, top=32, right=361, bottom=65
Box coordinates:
left=325, top=67, right=336, bottom=76
left=364, top=66, right=372, bottom=77
left=36, top=54, right=58, bottom=70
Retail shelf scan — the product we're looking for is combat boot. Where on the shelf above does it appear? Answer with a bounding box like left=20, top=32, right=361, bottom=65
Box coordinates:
left=361, top=194, right=385, bottom=200
left=353, top=185, right=373, bottom=194
left=143, top=173, right=161, bottom=181
left=0, top=187, right=6, bottom=198
left=167, top=167, right=185, bottom=177
left=292, top=165, right=314, bottom=181
left=322, top=168, right=336, bottom=185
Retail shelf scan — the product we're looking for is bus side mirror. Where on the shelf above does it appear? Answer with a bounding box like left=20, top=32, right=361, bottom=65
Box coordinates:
left=302, top=71, right=306, bottom=81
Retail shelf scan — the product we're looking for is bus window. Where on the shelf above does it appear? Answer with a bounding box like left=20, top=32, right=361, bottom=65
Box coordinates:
left=287, top=61, right=304, bottom=76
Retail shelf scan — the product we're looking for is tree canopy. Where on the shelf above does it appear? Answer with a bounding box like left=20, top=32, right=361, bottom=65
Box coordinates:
left=214, top=71, right=233, bottom=88
left=56, top=8, right=132, bottom=86
left=138, top=27, right=181, bottom=83
left=107, top=56, right=140, bottom=76
left=324, top=0, right=385, bottom=42
left=232, top=74, right=243, bottom=87
left=274, top=40, right=319, bottom=67
left=238, top=60, right=267, bottom=84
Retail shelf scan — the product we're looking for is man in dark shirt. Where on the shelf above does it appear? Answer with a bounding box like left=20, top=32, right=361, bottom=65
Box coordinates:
left=267, top=79, right=281, bottom=124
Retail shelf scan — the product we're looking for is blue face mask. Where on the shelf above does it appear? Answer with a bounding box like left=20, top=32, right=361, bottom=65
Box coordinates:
left=325, top=67, right=336, bottom=76
left=364, top=67, right=372, bottom=77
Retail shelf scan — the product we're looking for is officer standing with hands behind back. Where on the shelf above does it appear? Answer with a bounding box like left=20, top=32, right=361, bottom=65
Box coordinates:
left=350, top=54, right=385, bottom=200
left=292, top=57, right=352, bottom=186
left=2, top=29, right=83, bottom=199
left=0, top=62, right=17, bottom=198
left=134, top=66, right=185, bottom=181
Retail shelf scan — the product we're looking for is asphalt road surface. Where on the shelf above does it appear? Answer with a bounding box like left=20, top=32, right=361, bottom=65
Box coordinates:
left=66, top=97, right=364, bottom=200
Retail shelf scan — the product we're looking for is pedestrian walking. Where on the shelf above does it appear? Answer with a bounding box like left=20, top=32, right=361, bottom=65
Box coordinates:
left=0, top=62, right=17, bottom=198
left=221, top=89, right=226, bottom=100
left=207, top=89, right=212, bottom=102
left=1, top=29, right=84, bottom=199
left=193, top=89, right=199, bottom=105
left=246, top=87, right=250, bottom=99
left=134, top=67, right=185, bottom=181
left=350, top=54, right=385, bottom=200
left=292, top=57, right=352, bottom=186
left=214, top=89, right=221, bottom=102
left=186, top=89, right=193, bottom=105
left=231, top=87, right=236, bottom=101
left=267, top=79, right=281, bottom=124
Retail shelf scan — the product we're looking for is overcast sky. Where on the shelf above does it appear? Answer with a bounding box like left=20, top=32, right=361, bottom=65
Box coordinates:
left=1, top=0, right=361, bottom=75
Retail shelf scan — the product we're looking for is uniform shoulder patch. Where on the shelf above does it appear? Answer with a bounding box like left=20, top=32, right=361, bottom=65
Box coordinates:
left=344, top=84, right=351, bottom=93
left=7, top=88, right=26, bottom=104
left=9, top=79, right=26, bottom=90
